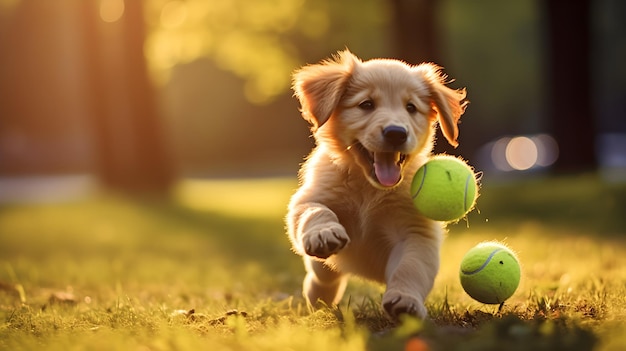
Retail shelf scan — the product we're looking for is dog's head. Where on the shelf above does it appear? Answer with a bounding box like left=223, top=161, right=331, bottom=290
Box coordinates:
left=293, top=50, right=468, bottom=189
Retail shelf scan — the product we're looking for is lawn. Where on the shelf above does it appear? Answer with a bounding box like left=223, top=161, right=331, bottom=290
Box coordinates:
left=0, top=174, right=625, bottom=350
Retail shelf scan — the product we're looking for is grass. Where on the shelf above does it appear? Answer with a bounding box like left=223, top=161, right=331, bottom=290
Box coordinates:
left=0, top=174, right=625, bottom=350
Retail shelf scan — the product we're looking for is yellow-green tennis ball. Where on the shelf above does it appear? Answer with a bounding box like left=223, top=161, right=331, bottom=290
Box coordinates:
left=411, top=155, right=478, bottom=221
left=459, top=242, right=521, bottom=304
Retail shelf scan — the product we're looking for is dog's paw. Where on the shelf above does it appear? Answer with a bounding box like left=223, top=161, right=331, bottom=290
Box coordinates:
left=302, top=223, right=350, bottom=259
left=382, top=291, right=427, bottom=320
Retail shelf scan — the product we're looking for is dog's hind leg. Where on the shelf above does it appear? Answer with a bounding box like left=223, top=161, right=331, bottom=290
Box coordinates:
left=303, top=258, right=348, bottom=308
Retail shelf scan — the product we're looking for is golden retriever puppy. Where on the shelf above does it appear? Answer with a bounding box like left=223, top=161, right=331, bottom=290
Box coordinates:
left=286, top=50, right=468, bottom=319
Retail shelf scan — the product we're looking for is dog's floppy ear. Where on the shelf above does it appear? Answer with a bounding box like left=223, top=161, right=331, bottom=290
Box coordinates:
left=292, top=50, right=358, bottom=130
left=415, top=63, right=468, bottom=148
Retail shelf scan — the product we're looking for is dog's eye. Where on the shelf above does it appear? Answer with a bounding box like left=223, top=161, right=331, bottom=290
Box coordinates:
left=406, top=102, right=417, bottom=114
left=359, top=100, right=375, bottom=111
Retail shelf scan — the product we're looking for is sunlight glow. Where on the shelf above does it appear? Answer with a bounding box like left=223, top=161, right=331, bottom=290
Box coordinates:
left=160, top=1, right=188, bottom=29
left=174, top=178, right=295, bottom=219
left=99, top=0, right=125, bottom=23
left=144, top=0, right=319, bottom=103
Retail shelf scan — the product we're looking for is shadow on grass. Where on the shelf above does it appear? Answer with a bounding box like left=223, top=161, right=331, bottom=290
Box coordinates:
left=327, top=298, right=598, bottom=351
left=368, top=313, right=597, bottom=351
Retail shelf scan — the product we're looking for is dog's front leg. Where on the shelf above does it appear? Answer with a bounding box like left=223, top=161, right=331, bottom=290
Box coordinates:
left=303, top=257, right=348, bottom=308
left=288, top=202, right=350, bottom=259
left=382, top=236, right=440, bottom=319
left=287, top=202, right=350, bottom=307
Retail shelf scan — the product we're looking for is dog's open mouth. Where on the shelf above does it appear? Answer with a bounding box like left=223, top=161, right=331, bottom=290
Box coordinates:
left=349, top=142, right=408, bottom=187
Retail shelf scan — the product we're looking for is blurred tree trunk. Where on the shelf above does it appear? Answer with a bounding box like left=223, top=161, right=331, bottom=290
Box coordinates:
left=389, top=0, right=441, bottom=65
left=545, top=0, right=597, bottom=172
left=79, top=0, right=174, bottom=194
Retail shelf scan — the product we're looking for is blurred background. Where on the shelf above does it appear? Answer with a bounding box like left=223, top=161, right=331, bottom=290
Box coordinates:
left=0, top=0, right=625, bottom=200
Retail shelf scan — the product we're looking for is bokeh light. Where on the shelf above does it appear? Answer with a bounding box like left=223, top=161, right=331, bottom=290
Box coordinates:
left=506, top=136, right=538, bottom=170
left=99, top=0, right=125, bottom=23
left=532, top=134, right=559, bottom=167
left=491, top=137, right=512, bottom=171
left=489, top=134, right=559, bottom=172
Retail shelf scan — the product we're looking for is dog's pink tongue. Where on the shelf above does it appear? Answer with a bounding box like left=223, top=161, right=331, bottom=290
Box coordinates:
left=374, top=152, right=401, bottom=187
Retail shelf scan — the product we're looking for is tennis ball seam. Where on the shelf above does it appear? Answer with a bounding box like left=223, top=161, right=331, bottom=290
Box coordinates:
left=460, top=248, right=503, bottom=275
left=463, top=173, right=472, bottom=211
left=411, top=164, right=428, bottom=200
left=463, top=174, right=470, bottom=211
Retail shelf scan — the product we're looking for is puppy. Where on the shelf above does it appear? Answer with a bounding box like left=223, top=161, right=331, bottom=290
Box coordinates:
left=286, top=50, right=468, bottom=319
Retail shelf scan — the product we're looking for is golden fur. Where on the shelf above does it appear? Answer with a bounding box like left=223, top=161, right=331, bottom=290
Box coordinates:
left=286, top=50, right=468, bottom=319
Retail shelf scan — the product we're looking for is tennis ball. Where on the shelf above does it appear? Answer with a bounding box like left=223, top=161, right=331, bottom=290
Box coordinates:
left=410, top=155, right=478, bottom=222
left=459, top=242, right=521, bottom=304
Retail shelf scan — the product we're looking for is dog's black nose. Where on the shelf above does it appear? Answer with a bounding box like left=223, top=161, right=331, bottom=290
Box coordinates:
left=383, top=126, right=408, bottom=146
